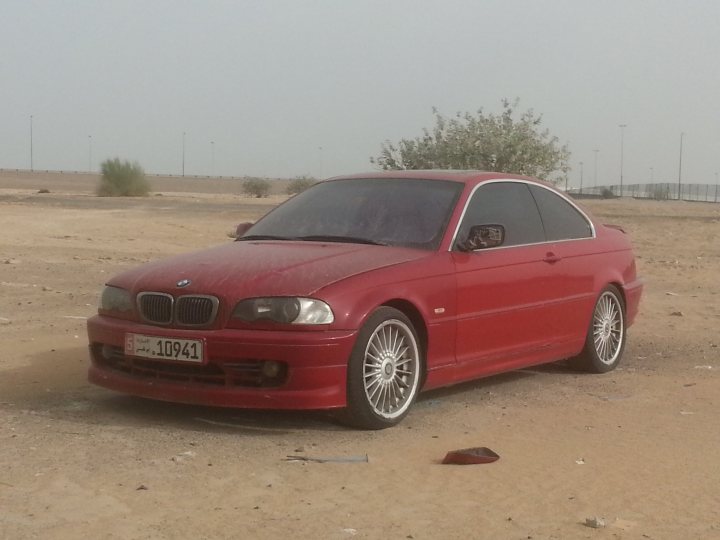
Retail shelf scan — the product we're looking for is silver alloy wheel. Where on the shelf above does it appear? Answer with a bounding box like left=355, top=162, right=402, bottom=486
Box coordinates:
left=592, top=291, right=624, bottom=365
left=363, top=319, right=420, bottom=419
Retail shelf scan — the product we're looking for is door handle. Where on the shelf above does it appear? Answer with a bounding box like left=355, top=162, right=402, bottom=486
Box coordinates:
left=543, top=252, right=562, bottom=264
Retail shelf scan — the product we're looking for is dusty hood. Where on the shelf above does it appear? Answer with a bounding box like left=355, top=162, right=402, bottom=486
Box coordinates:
left=108, top=240, right=428, bottom=300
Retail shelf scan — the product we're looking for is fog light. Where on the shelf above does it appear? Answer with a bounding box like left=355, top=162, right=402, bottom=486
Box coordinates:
left=101, top=344, right=115, bottom=360
left=262, top=361, right=281, bottom=378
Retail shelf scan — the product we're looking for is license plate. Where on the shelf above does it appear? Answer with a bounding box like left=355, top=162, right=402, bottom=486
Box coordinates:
left=125, top=333, right=204, bottom=363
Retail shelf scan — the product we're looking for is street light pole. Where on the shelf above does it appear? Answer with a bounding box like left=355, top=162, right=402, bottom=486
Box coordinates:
left=677, top=132, right=684, bottom=200
left=182, top=132, right=186, bottom=177
left=593, top=149, right=599, bottom=188
left=211, top=141, right=215, bottom=177
left=88, top=135, right=92, bottom=172
left=619, top=124, right=627, bottom=197
left=579, top=161, right=584, bottom=195
left=318, top=146, right=323, bottom=178
left=30, top=115, right=34, bottom=171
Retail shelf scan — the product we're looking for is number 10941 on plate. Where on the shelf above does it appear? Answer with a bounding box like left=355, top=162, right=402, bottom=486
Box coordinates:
left=125, top=333, right=204, bottom=363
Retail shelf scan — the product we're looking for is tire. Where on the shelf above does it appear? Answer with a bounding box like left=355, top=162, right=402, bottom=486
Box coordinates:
left=570, top=285, right=626, bottom=373
left=342, top=307, right=422, bottom=429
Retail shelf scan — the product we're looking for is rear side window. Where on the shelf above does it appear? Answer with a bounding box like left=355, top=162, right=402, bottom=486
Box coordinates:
left=457, top=182, right=545, bottom=247
left=529, top=185, right=593, bottom=240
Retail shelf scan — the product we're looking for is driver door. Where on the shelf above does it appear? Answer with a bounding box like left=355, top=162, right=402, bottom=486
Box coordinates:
left=452, top=181, right=567, bottom=371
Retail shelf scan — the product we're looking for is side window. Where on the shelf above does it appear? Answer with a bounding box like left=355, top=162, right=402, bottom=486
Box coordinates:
left=529, top=185, right=593, bottom=240
left=456, top=182, right=545, bottom=249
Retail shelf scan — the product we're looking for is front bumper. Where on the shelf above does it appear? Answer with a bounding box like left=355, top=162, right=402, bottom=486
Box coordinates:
left=87, top=315, right=358, bottom=410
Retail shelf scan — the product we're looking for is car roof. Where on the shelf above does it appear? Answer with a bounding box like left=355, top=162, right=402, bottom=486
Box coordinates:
left=327, top=170, right=549, bottom=187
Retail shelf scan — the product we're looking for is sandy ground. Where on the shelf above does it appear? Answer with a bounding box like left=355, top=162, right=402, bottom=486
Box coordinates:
left=1, top=173, right=719, bottom=539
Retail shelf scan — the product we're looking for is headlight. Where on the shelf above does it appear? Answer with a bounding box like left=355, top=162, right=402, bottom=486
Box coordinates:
left=99, top=286, right=134, bottom=313
left=232, top=297, right=334, bottom=325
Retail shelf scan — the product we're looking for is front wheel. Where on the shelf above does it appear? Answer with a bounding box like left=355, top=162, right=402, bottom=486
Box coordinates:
left=570, top=285, right=626, bottom=373
left=342, top=307, right=422, bottom=429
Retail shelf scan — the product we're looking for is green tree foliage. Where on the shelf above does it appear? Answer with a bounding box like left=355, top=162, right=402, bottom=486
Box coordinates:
left=286, top=176, right=317, bottom=195
left=97, top=158, right=150, bottom=196
left=371, top=99, right=570, bottom=183
left=242, top=177, right=271, bottom=198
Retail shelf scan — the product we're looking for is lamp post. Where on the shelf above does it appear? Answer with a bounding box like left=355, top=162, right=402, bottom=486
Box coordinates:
left=593, top=149, right=599, bottom=189
left=210, top=141, right=215, bottom=177
left=619, top=124, right=627, bottom=197
left=182, top=132, right=186, bottom=177
left=88, top=135, right=92, bottom=172
left=677, top=132, right=684, bottom=200
left=318, top=146, right=323, bottom=178
left=579, top=161, right=584, bottom=195
left=30, top=115, right=34, bottom=171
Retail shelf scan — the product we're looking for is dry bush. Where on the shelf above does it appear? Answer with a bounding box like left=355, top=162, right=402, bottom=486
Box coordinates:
left=286, top=176, right=317, bottom=195
left=97, top=158, right=150, bottom=197
left=242, top=177, right=271, bottom=198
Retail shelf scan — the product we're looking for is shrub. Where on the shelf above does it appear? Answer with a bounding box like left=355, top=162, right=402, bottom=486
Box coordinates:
left=97, top=158, right=150, bottom=197
left=243, top=177, right=271, bottom=198
left=286, top=176, right=317, bottom=195
left=601, top=188, right=615, bottom=199
left=371, top=98, right=570, bottom=184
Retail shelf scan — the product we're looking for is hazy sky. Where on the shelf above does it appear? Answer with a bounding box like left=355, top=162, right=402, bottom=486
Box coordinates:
left=2, top=0, right=720, bottom=188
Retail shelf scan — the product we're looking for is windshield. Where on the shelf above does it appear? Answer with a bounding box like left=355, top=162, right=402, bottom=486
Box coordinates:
left=243, top=178, right=463, bottom=250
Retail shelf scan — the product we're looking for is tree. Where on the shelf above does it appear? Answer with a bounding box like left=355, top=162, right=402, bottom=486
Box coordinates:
left=97, top=158, right=150, bottom=196
left=286, top=176, right=317, bottom=195
left=371, top=99, right=570, bottom=183
left=242, top=177, right=271, bottom=198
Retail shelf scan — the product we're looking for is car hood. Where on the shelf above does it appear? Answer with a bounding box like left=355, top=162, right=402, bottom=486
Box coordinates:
left=108, top=240, right=429, bottom=299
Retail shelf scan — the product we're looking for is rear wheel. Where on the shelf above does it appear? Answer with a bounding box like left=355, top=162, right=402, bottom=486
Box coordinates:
left=342, top=307, right=422, bottom=429
left=570, top=285, right=626, bottom=373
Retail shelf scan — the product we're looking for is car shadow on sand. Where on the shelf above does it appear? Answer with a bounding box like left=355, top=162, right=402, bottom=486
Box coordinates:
left=416, top=362, right=575, bottom=405
left=2, top=347, right=579, bottom=434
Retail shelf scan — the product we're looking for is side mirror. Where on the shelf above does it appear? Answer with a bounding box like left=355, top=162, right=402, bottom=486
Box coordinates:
left=235, top=222, right=254, bottom=238
left=457, top=224, right=505, bottom=252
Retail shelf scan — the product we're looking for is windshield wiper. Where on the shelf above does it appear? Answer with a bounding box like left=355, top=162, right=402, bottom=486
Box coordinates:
left=236, top=234, right=297, bottom=241
left=298, top=235, right=387, bottom=246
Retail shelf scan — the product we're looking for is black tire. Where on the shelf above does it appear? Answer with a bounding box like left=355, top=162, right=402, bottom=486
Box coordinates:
left=341, top=307, right=422, bottom=430
left=570, top=285, right=626, bottom=373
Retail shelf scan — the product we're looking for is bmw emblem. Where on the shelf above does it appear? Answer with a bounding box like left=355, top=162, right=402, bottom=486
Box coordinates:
left=176, top=279, right=191, bottom=288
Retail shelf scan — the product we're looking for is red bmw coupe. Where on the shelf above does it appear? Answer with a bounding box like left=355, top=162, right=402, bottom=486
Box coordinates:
left=87, top=171, right=643, bottom=429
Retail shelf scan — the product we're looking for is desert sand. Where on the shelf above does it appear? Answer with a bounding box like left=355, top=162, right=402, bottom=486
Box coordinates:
left=1, top=171, right=719, bottom=539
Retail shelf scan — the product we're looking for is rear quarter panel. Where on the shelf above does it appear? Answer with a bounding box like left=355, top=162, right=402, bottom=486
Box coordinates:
left=550, top=224, right=641, bottom=346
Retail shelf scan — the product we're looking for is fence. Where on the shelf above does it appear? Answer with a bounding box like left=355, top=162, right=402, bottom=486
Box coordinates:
left=570, top=182, right=720, bottom=203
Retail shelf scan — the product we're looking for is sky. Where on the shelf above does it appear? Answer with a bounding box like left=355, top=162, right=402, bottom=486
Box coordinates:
left=2, top=0, right=720, bottom=188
